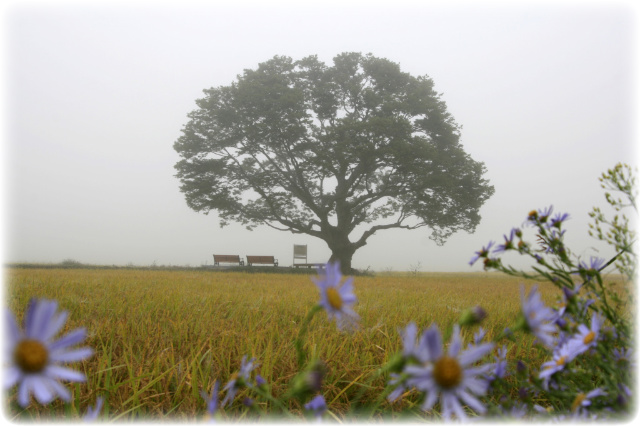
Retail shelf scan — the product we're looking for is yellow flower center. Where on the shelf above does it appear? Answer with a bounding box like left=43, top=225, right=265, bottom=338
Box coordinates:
left=14, top=339, right=49, bottom=373
left=556, top=356, right=567, bottom=366
left=583, top=331, right=596, bottom=345
left=326, top=287, right=343, bottom=310
left=571, top=393, right=587, bottom=412
left=433, top=356, right=462, bottom=389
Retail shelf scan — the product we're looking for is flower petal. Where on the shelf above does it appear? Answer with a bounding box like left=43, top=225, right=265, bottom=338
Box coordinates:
left=46, top=377, right=71, bottom=402
left=43, top=310, right=68, bottom=342
left=48, top=328, right=87, bottom=352
left=387, top=386, right=405, bottom=402
left=32, top=376, right=55, bottom=405
left=462, top=375, right=490, bottom=396
left=443, top=392, right=467, bottom=421
left=448, top=325, right=462, bottom=357
left=49, top=347, right=93, bottom=363
left=422, top=325, right=442, bottom=361
left=340, top=277, right=355, bottom=294
left=457, top=388, right=486, bottom=414
left=23, top=299, right=37, bottom=336
left=459, top=342, right=494, bottom=367
left=28, top=300, right=58, bottom=340
left=44, top=365, right=86, bottom=382
left=421, top=389, right=438, bottom=411
left=18, top=376, right=33, bottom=407
left=4, top=366, right=22, bottom=389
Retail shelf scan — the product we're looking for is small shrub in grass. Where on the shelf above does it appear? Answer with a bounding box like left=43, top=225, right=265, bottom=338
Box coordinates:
left=59, top=259, right=84, bottom=268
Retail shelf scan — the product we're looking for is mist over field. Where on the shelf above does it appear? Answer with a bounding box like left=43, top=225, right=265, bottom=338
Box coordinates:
left=3, top=0, right=638, bottom=271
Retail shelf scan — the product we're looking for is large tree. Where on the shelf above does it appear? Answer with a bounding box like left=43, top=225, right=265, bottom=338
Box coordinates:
left=174, top=52, right=494, bottom=273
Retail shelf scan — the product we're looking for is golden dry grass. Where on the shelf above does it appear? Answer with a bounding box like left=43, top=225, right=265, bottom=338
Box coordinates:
left=3, top=267, right=630, bottom=421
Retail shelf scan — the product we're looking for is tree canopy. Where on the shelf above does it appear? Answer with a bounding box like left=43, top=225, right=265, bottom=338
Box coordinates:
left=174, top=52, right=494, bottom=272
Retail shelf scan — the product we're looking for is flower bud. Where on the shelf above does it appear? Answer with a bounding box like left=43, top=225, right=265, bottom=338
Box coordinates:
left=518, top=387, right=529, bottom=401
left=483, top=258, right=500, bottom=269
left=458, top=306, right=487, bottom=327
left=562, top=286, right=576, bottom=302
left=255, top=374, right=267, bottom=390
left=287, top=359, right=327, bottom=401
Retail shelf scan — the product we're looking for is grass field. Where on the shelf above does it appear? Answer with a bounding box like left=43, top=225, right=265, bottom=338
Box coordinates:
left=3, top=267, right=631, bottom=421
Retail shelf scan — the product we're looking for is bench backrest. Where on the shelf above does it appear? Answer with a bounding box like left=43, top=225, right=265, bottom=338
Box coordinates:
left=214, top=255, right=241, bottom=262
left=246, top=255, right=275, bottom=263
left=293, top=244, right=307, bottom=263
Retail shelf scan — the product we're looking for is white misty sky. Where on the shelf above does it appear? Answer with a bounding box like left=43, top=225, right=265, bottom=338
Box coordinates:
left=1, top=0, right=638, bottom=272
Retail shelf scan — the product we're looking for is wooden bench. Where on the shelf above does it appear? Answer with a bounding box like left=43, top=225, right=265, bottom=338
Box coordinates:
left=293, top=263, right=326, bottom=270
left=246, top=255, right=278, bottom=267
left=213, top=254, right=244, bottom=266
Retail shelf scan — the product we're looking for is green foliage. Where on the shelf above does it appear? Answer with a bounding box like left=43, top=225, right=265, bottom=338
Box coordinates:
left=588, top=162, right=637, bottom=281
left=174, top=52, right=494, bottom=271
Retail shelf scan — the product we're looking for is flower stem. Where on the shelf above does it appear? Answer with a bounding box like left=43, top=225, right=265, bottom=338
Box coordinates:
left=251, top=387, right=297, bottom=419
left=295, top=304, right=323, bottom=369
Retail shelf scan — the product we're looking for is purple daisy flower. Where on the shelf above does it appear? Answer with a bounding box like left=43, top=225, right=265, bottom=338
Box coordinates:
left=538, top=341, right=581, bottom=389
left=520, top=285, right=559, bottom=348
left=255, top=374, right=266, bottom=387
left=537, top=205, right=554, bottom=223
left=562, top=283, right=582, bottom=303
left=221, top=356, right=258, bottom=407
left=526, top=206, right=553, bottom=225
left=569, top=313, right=604, bottom=356
left=578, top=256, right=607, bottom=278
left=549, top=212, right=570, bottom=228
left=617, top=383, right=632, bottom=406
left=200, top=380, right=220, bottom=421
left=403, top=324, right=495, bottom=421
left=613, top=347, right=635, bottom=369
left=473, top=328, right=487, bottom=346
left=83, top=396, right=104, bottom=422
left=304, top=394, right=327, bottom=421
left=494, top=229, right=517, bottom=253
left=469, top=241, right=495, bottom=266
left=5, top=298, right=94, bottom=407
left=312, top=262, right=359, bottom=330
left=571, top=388, right=606, bottom=414
left=490, top=346, right=508, bottom=381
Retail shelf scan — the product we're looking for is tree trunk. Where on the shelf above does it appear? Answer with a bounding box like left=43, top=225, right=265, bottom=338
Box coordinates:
left=328, top=244, right=357, bottom=275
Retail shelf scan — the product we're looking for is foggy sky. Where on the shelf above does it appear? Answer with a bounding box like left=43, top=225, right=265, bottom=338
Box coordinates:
left=2, top=0, right=638, bottom=272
